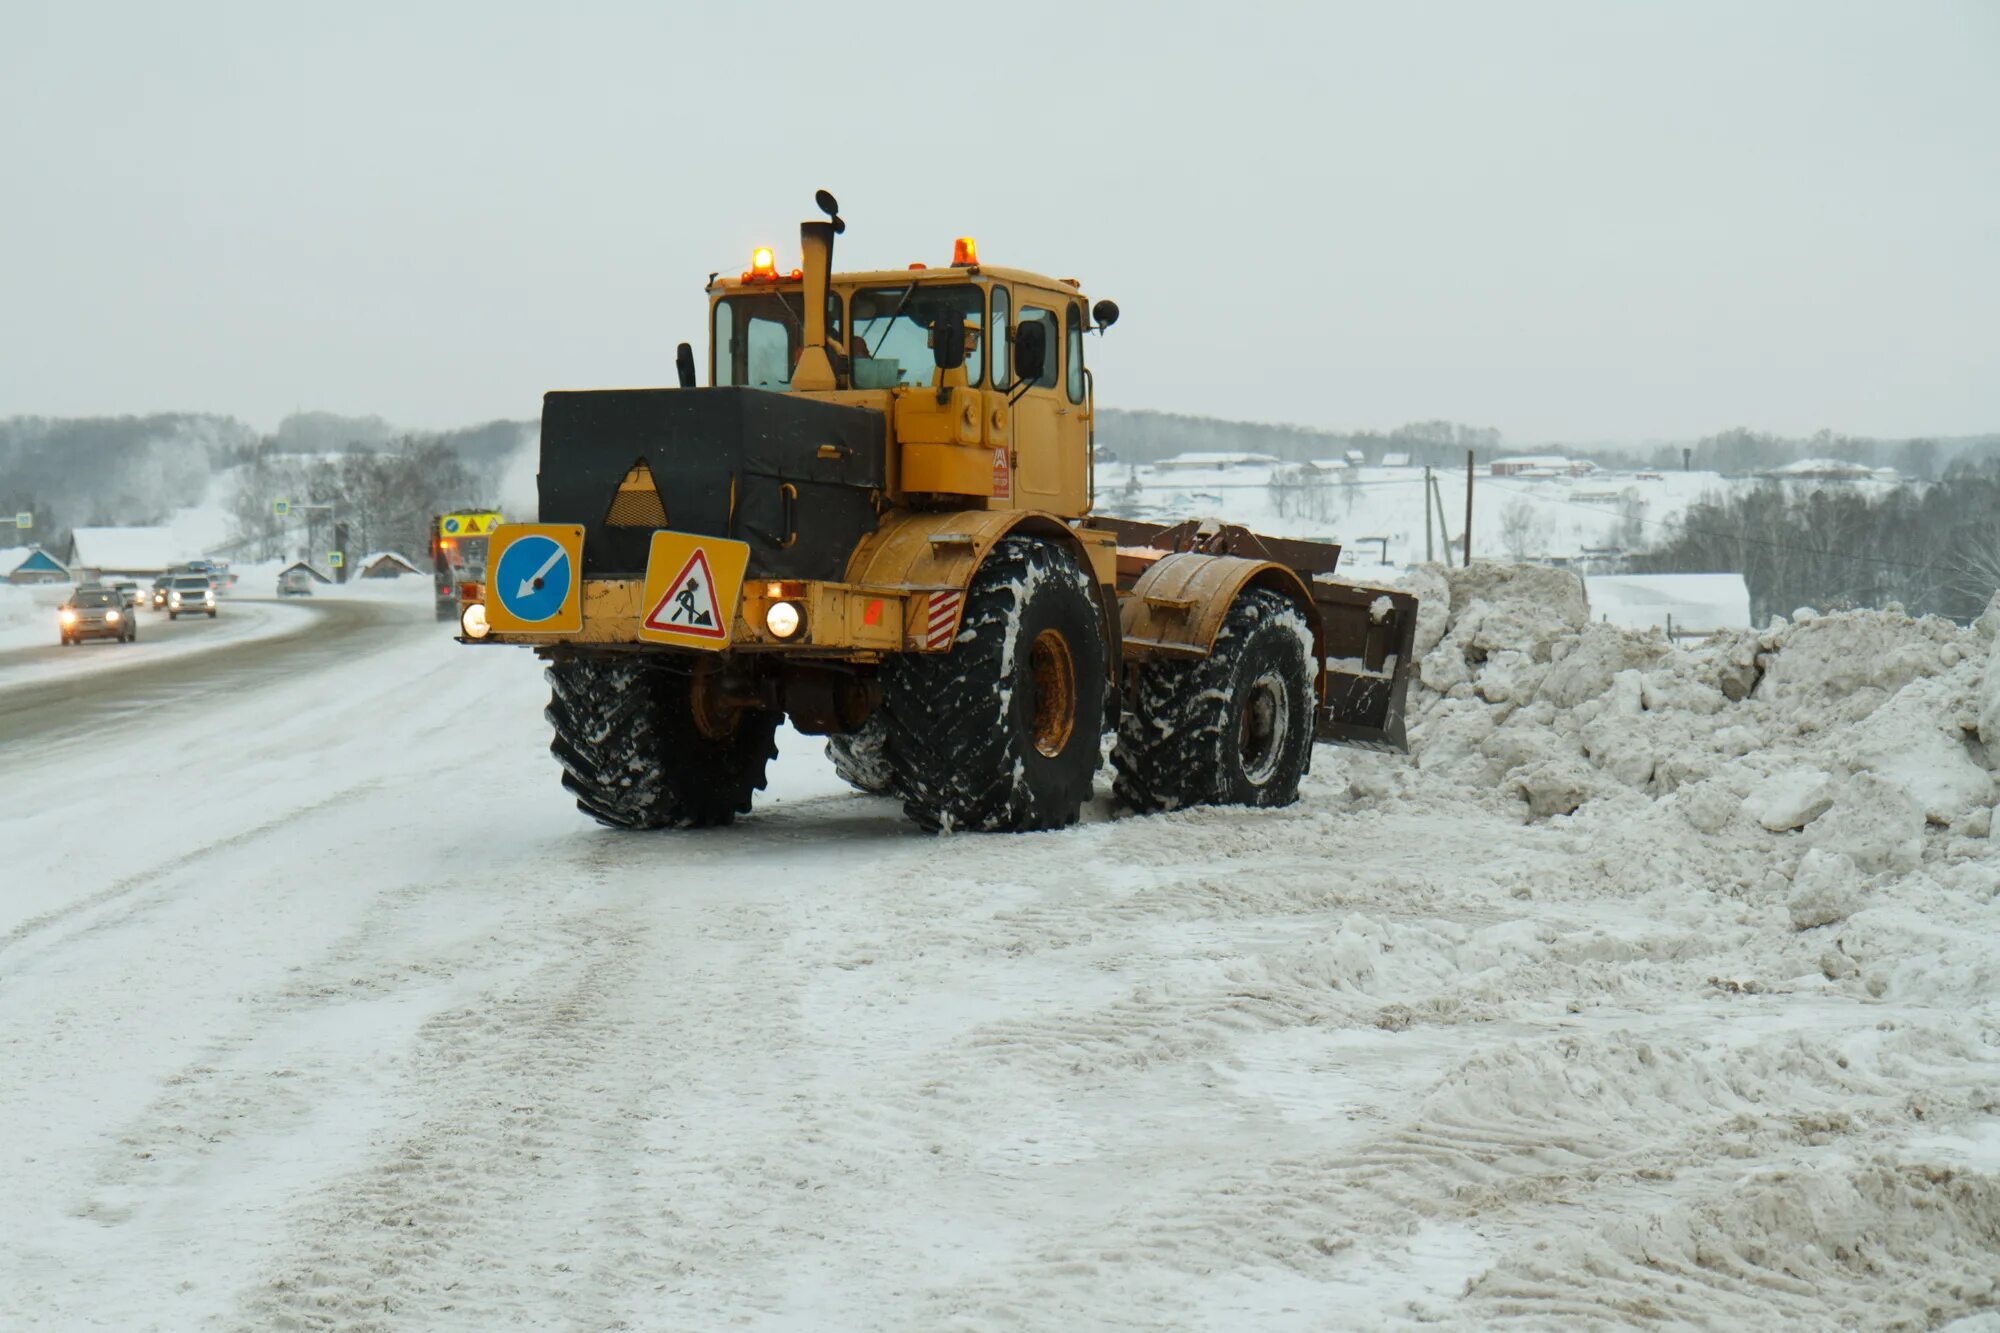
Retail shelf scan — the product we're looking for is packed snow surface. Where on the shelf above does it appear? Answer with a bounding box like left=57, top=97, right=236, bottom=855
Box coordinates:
left=1, top=567, right=1996, bottom=1329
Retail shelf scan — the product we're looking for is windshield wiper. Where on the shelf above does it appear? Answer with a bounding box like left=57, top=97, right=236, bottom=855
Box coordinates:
left=866, top=285, right=919, bottom=358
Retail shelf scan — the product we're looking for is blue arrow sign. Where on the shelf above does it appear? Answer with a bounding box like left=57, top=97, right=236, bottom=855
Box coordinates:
left=494, top=534, right=572, bottom=624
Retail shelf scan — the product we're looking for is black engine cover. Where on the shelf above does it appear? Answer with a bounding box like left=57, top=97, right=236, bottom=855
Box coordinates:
left=539, top=387, right=886, bottom=581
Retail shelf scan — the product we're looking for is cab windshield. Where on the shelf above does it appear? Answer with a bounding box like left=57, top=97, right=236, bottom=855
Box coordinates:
left=712, top=291, right=843, bottom=390
left=72, top=589, right=118, bottom=607
left=848, top=284, right=983, bottom=390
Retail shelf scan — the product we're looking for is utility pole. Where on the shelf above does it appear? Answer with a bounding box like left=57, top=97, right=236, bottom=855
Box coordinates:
left=1463, top=449, right=1475, bottom=566
left=1423, top=465, right=1433, bottom=563
left=1429, top=471, right=1453, bottom=567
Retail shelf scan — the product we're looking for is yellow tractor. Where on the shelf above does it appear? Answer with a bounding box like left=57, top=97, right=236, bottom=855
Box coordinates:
left=462, top=191, right=1416, bottom=832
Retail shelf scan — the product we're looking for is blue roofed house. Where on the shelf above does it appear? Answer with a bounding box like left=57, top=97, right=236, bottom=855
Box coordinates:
left=4, top=546, right=72, bottom=584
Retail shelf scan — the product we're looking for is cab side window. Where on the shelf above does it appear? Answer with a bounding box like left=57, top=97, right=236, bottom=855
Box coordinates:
left=989, top=285, right=1010, bottom=388
left=1065, top=302, right=1085, bottom=404
left=1018, top=304, right=1060, bottom=390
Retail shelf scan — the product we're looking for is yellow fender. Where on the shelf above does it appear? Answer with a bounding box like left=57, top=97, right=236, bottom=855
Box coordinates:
left=845, top=508, right=1118, bottom=656
left=1120, top=552, right=1321, bottom=661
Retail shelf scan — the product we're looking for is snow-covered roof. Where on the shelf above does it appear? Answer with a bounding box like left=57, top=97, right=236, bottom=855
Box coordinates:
left=7, top=547, right=70, bottom=577
left=279, top=561, right=333, bottom=582
left=1304, top=458, right=1351, bottom=471
left=1767, top=457, right=1873, bottom=478
left=1152, top=451, right=1282, bottom=469
left=1585, top=573, right=1751, bottom=635
left=357, top=550, right=420, bottom=575
left=1494, top=454, right=1579, bottom=467
left=1380, top=452, right=1411, bottom=466
left=67, top=526, right=184, bottom=572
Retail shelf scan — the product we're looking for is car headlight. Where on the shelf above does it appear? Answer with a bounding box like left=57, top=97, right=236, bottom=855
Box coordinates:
left=764, top=600, right=803, bottom=639
left=460, top=601, right=490, bottom=639
left=204, top=591, right=215, bottom=604
left=59, top=609, right=76, bottom=625
left=106, top=609, right=121, bottom=623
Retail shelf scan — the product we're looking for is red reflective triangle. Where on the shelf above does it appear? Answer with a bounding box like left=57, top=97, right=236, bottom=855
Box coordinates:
left=643, top=547, right=727, bottom=639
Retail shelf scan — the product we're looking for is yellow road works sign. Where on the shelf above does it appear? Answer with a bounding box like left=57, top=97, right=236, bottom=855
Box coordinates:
left=638, top=531, right=749, bottom=650
left=487, top=523, right=584, bottom=632
left=439, top=511, right=502, bottom=538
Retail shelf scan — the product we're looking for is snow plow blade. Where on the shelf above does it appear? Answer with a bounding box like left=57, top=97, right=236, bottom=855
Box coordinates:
left=1100, top=517, right=1416, bottom=753
left=1311, top=579, right=1417, bottom=752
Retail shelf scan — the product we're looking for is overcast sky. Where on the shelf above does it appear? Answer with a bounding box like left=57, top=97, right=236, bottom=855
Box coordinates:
left=3, top=0, right=1995, bottom=444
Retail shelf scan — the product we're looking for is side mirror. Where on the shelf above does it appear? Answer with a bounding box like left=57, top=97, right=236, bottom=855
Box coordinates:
left=932, top=319, right=967, bottom=371
left=1014, top=320, right=1048, bottom=384
left=1091, top=299, right=1120, bottom=331
left=675, top=341, right=697, bottom=389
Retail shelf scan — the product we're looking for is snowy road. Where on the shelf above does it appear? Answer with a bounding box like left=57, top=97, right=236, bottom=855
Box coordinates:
left=1, top=575, right=1996, bottom=1330
left=0, top=595, right=401, bottom=749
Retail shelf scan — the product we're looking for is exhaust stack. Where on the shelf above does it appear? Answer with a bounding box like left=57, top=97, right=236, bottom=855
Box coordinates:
left=791, top=191, right=844, bottom=391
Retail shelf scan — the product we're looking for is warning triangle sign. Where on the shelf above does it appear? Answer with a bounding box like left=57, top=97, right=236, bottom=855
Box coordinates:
left=642, top=547, right=727, bottom=640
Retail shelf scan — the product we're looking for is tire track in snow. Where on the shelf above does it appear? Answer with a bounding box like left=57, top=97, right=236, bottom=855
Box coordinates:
left=0, top=780, right=380, bottom=969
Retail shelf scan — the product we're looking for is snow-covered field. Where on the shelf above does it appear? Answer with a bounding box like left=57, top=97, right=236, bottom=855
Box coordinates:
left=2, top=565, right=1996, bottom=1330
left=1103, top=460, right=1892, bottom=578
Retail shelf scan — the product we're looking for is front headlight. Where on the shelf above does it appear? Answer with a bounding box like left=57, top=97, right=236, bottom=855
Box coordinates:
left=764, top=600, right=803, bottom=639
left=460, top=601, right=490, bottom=639
left=204, top=591, right=215, bottom=604
left=59, top=609, right=76, bottom=625
left=106, top=609, right=121, bottom=623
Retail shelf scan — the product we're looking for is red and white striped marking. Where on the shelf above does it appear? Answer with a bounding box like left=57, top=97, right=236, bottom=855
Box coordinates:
left=923, top=590, right=964, bottom=650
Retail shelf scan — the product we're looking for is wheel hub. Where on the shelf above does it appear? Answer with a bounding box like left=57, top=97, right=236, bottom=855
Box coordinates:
left=1239, top=670, right=1290, bottom=785
left=1028, top=628, right=1077, bottom=759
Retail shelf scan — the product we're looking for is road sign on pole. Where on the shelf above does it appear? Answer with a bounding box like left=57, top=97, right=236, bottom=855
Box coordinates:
left=329, top=550, right=344, bottom=568
left=273, top=499, right=291, bottom=517
left=13, top=513, right=29, bottom=529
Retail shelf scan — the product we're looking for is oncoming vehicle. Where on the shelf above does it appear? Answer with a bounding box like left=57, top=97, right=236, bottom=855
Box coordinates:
left=461, top=192, right=1416, bottom=834
left=166, top=575, right=217, bottom=619
left=111, top=580, right=141, bottom=609
left=431, top=511, right=500, bottom=621
left=277, top=567, right=316, bottom=597
left=150, top=575, right=172, bottom=609
left=59, top=584, right=136, bottom=645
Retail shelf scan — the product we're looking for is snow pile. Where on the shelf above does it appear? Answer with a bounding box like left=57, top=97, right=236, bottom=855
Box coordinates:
left=1405, top=562, right=1996, bottom=844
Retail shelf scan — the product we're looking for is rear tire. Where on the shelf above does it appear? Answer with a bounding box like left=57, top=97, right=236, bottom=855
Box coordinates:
left=880, top=536, right=1105, bottom=833
left=825, top=713, right=896, bottom=796
left=1114, top=588, right=1316, bottom=813
left=545, top=657, right=779, bottom=830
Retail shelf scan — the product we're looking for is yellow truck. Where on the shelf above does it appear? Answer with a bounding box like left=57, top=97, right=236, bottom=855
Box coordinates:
left=461, top=192, right=1415, bottom=832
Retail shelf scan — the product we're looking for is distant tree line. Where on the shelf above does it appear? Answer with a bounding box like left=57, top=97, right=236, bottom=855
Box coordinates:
left=0, top=410, right=531, bottom=559
left=221, top=440, right=480, bottom=563
left=1631, top=455, right=2000, bottom=623
left=1098, top=410, right=1501, bottom=468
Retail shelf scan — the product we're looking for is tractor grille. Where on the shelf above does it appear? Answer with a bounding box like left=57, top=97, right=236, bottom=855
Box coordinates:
left=539, top=387, right=886, bottom=582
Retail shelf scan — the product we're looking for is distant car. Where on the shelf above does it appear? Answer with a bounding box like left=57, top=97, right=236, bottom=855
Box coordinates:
left=59, top=585, right=136, bottom=645
left=151, top=574, right=172, bottom=608
left=166, top=574, right=217, bottom=620
left=277, top=568, right=316, bottom=597
left=111, top=580, right=141, bottom=608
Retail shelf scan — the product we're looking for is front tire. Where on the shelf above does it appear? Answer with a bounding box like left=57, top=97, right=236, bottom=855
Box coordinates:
left=545, top=657, right=779, bottom=830
left=1114, top=588, right=1316, bottom=813
left=880, top=536, right=1106, bottom=832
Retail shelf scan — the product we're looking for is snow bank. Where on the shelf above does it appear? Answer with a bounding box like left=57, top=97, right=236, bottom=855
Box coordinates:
left=1405, top=561, right=1995, bottom=830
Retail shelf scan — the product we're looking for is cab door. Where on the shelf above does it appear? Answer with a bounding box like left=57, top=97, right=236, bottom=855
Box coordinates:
left=1009, top=293, right=1072, bottom=511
